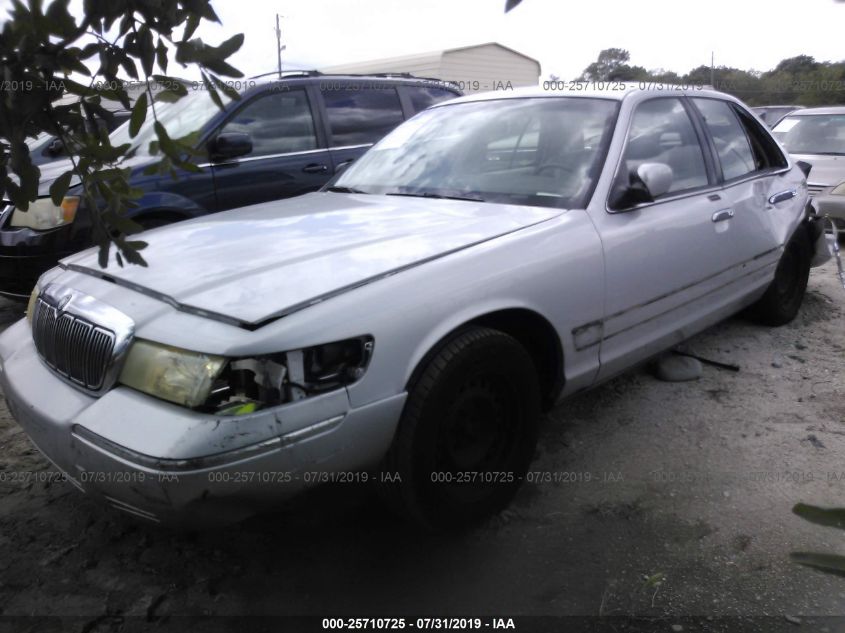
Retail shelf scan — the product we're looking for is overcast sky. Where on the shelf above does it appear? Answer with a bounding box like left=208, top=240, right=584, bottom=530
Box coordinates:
left=2, top=0, right=845, bottom=80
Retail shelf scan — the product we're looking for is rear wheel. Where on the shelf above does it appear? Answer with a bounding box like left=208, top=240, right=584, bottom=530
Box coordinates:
left=379, top=327, right=541, bottom=530
left=748, top=227, right=811, bottom=326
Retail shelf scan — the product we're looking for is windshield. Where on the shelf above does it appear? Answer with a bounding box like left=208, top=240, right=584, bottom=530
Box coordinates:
left=333, top=97, right=619, bottom=209
left=110, top=92, right=228, bottom=156
left=773, top=114, right=845, bottom=155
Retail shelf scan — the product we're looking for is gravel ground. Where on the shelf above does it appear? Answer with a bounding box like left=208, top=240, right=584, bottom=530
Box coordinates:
left=0, top=262, right=843, bottom=630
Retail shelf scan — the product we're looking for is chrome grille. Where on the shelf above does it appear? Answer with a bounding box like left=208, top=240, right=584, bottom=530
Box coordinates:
left=807, top=183, right=828, bottom=199
left=32, top=298, right=116, bottom=390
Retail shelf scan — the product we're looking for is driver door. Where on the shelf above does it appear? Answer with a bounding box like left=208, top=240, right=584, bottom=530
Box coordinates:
left=591, top=96, right=733, bottom=381
left=210, top=88, right=333, bottom=211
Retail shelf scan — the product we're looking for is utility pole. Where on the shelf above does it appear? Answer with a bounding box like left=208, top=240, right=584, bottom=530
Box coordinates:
left=710, top=51, right=715, bottom=87
left=275, top=14, right=284, bottom=78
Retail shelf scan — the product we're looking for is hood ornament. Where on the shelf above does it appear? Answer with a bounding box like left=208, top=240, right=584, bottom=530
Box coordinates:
left=56, top=295, right=72, bottom=313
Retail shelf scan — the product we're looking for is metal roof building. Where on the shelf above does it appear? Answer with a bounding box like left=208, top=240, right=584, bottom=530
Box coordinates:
left=321, top=42, right=541, bottom=93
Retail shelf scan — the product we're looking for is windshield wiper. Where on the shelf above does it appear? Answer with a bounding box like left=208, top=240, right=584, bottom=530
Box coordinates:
left=325, top=185, right=369, bottom=194
left=384, top=191, right=485, bottom=202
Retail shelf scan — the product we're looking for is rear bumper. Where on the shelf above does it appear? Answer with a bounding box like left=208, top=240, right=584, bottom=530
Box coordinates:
left=0, top=319, right=405, bottom=527
left=815, top=194, right=845, bottom=223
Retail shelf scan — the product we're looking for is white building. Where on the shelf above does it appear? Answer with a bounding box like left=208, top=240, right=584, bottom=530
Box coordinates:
left=321, top=42, right=541, bottom=94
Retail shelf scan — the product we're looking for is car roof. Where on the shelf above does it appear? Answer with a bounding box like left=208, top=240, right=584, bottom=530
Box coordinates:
left=248, top=72, right=461, bottom=91
left=784, top=106, right=845, bottom=116
left=433, top=84, right=740, bottom=107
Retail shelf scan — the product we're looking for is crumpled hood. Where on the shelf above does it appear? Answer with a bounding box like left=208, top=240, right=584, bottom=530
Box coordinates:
left=792, top=153, right=845, bottom=187
left=61, top=192, right=563, bottom=326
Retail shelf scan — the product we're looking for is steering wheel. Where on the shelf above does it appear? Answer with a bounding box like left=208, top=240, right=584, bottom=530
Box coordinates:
left=534, top=162, right=575, bottom=176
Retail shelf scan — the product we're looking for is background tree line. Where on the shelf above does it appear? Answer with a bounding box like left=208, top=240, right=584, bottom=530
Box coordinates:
left=570, top=48, right=845, bottom=106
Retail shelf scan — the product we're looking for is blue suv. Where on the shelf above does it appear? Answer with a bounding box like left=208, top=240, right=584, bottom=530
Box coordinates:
left=0, top=73, right=461, bottom=298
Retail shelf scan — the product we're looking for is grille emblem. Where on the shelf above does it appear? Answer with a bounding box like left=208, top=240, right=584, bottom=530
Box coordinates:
left=57, top=294, right=72, bottom=312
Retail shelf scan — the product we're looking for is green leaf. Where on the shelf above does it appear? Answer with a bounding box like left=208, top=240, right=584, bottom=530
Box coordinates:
left=201, top=72, right=224, bottom=110
left=182, top=13, right=200, bottom=41
left=793, top=503, right=845, bottom=531
left=129, top=91, right=148, bottom=138
left=151, top=75, right=188, bottom=103
left=791, top=552, right=845, bottom=578
left=153, top=121, right=179, bottom=158
left=203, top=58, right=242, bottom=78
left=209, top=73, right=239, bottom=102
left=216, top=33, right=244, bottom=59
left=45, top=0, right=76, bottom=36
left=156, top=38, right=168, bottom=73
left=138, top=26, right=155, bottom=77
left=49, top=171, right=74, bottom=206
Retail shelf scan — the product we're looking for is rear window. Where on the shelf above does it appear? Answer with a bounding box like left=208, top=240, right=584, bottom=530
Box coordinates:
left=321, top=86, right=405, bottom=147
left=407, top=86, right=459, bottom=113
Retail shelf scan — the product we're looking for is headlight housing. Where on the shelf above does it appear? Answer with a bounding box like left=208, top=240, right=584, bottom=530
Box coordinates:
left=118, top=336, right=374, bottom=415
left=10, top=197, right=79, bottom=230
left=118, top=340, right=227, bottom=408
left=831, top=182, right=845, bottom=196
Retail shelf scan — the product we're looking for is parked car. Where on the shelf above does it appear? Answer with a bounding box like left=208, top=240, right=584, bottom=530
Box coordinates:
left=0, top=85, right=828, bottom=529
left=25, top=107, right=132, bottom=167
left=752, top=105, right=804, bottom=128
left=772, top=106, right=845, bottom=232
left=0, top=73, right=461, bottom=299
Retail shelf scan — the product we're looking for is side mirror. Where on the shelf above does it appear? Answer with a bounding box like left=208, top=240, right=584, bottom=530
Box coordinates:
left=634, top=162, right=673, bottom=199
left=45, top=137, right=65, bottom=157
left=209, top=132, right=253, bottom=161
left=796, top=160, right=812, bottom=179
left=609, top=162, right=674, bottom=211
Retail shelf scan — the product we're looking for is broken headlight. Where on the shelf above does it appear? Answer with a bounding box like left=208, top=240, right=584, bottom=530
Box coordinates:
left=204, top=336, right=375, bottom=416
left=119, top=336, right=374, bottom=415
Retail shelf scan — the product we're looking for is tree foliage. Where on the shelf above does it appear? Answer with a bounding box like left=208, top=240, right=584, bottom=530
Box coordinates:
left=0, top=0, right=242, bottom=267
left=576, top=49, right=845, bottom=107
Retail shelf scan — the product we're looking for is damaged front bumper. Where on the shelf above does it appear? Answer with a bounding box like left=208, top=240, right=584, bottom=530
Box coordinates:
left=0, top=319, right=405, bottom=527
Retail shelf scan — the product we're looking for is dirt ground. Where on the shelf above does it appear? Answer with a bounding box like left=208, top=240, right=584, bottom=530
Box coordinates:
left=0, top=262, right=843, bottom=631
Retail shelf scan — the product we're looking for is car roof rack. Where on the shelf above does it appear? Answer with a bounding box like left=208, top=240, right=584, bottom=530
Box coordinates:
left=249, top=70, right=323, bottom=79
left=316, top=72, right=459, bottom=86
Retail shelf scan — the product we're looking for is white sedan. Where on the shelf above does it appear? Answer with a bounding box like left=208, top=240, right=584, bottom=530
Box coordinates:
left=0, top=85, right=828, bottom=529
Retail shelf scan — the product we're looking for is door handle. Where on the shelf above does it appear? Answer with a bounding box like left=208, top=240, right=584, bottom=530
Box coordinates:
left=302, top=163, right=328, bottom=174
left=712, top=209, right=734, bottom=223
left=768, top=189, right=797, bottom=205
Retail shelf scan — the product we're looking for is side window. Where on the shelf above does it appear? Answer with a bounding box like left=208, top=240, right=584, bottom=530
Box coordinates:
left=731, top=105, right=789, bottom=170
left=220, top=90, right=317, bottom=157
left=407, top=86, right=458, bottom=114
left=321, top=86, right=404, bottom=146
left=692, top=98, right=756, bottom=180
left=613, top=97, right=709, bottom=205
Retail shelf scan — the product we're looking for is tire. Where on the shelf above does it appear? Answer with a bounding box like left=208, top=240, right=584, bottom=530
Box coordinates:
left=748, top=227, right=811, bottom=326
left=379, top=327, right=541, bottom=530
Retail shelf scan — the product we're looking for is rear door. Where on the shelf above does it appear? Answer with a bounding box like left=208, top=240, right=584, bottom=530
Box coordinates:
left=689, top=98, right=792, bottom=279
left=318, top=82, right=405, bottom=174
left=210, top=87, right=332, bottom=210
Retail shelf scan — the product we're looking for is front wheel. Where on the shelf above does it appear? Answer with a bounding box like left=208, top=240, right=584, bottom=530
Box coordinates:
left=379, top=327, right=541, bottom=530
left=747, top=228, right=811, bottom=326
